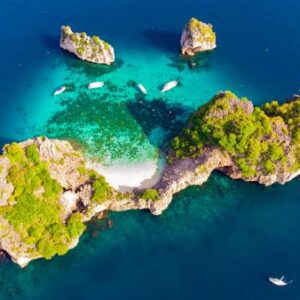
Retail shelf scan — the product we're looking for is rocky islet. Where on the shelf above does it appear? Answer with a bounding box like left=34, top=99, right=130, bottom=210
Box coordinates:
left=180, top=17, right=216, bottom=56
left=0, top=19, right=299, bottom=267
left=60, top=25, right=115, bottom=65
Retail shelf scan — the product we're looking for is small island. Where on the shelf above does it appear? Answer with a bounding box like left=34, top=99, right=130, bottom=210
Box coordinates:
left=180, top=17, right=216, bottom=56
left=0, top=92, right=300, bottom=267
left=60, top=25, right=115, bottom=65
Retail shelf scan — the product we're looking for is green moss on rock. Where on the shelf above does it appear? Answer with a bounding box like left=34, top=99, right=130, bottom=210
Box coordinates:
left=60, top=25, right=115, bottom=65
left=93, top=35, right=101, bottom=45
left=181, top=17, right=216, bottom=55
left=189, top=17, right=216, bottom=44
left=141, top=189, right=159, bottom=201
left=89, top=171, right=113, bottom=204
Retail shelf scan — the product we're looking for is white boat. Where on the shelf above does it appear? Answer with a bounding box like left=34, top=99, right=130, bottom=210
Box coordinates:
left=54, top=86, right=66, bottom=96
left=160, top=80, right=178, bottom=93
left=88, top=81, right=105, bottom=89
left=137, top=83, right=147, bottom=95
left=269, top=276, right=293, bottom=286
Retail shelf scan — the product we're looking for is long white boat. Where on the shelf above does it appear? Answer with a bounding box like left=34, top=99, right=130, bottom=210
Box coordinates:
left=269, top=276, right=293, bottom=286
left=160, top=80, right=178, bottom=93
left=137, top=83, right=147, bottom=95
left=88, top=81, right=105, bottom=89
left=54, top=86, right=66, bottom=96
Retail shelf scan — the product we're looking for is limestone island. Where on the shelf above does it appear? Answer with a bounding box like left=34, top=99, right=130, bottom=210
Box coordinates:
left=181, top=17, right=216, bottom=56
left=60, top=25, right=115, bottom=65
left=1, top=91, right=300, bottom=267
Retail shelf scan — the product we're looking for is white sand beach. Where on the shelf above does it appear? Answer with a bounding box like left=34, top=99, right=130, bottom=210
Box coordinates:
left=87, top=159, right=165, bottom=192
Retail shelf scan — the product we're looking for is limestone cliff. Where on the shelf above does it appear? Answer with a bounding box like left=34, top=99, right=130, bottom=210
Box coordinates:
left=180, top=17, right=216, bottom=56
left=60, top=25, right=115, bottom=65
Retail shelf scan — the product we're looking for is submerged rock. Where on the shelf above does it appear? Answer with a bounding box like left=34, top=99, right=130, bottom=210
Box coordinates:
left=60, top=25, right=115, bottom=65
left=0, top=250, right=8, bottom=261
left=107, top=220, right=113, bottom=229
left=180, top=17, right=216, bottom=56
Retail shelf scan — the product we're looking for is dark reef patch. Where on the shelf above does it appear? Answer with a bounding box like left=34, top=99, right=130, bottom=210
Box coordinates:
left=45, top=92, right=158, bottom=163
left=127, top=94, right=193, bottom=150
left=167, top=51, right=213, bottom=72
left=39, top=34, right=61, bottom=53
left=63, top=56, right=124, bottom=78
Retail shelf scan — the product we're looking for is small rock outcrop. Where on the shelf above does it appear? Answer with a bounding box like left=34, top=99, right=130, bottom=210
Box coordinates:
left=60, top=25, right=115, bottom=65
left=180, top=17, right=216, bottom=56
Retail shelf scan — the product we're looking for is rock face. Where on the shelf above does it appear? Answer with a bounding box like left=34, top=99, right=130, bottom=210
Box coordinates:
left=150, top=148, right=232, bottom=215
left=180, top=17, right=216, bottom=56
left=150, top=147, right=300, bottom=215
left=60, top=25, right=115, bottom=65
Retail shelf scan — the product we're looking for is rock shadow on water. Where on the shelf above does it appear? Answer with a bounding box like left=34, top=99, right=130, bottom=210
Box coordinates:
left=40, top=33, right=124, bottom=78
left=167, top=51, right=214, bottom=72
left=63, top=55, right=124, bottom=79
left=142, top=29, right=180, bottom=53
left=39, top=33, right=61, bottom=53
left=0, top=137, right=19, bottom=151
left=127, top=94, right=193, bottom=150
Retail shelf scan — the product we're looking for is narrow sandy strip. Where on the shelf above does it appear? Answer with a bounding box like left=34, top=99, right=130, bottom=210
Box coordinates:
left=87, top=159, right=165, bottom=192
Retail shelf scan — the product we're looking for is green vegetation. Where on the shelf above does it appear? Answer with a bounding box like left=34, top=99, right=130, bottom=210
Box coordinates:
left=62, top=26, right=112, bottom=60
left=188, top=17, right=216, bottom=45
left=76, top=46, right=85, bottom=56
left=103, top=41, right=110, bottom=51
left=62, top=25, right=72, bottom=35
left=70, top=33, right=78, bottom=42
left=80, top=32, right=87, bottom=39
left=171, top=91, right=300, bottom=177
left=262, top=96, right=300, bottom=169
left=67, top=213, right=86, bottom=239
left=61, top=25, right=72, bottom=40
left=88, top=170, right=113, bottom=204
left=141, top=189, right=159, bottom=201
left=93, top=35, right=101, bottom=45
left=116, top=192, right=133, bottom=201
left=0, top=143, right=86, bottom=259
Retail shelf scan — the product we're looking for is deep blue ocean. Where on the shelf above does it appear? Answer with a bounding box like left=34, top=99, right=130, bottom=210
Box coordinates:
left=1, top=0, right=300, bottom=299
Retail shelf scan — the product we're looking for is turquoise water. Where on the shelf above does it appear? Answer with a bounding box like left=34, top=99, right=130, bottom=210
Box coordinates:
left=0, top=0, right=300, bottom=299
